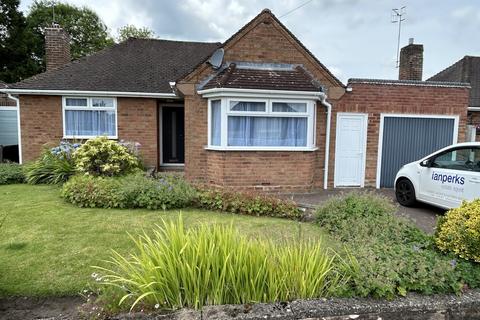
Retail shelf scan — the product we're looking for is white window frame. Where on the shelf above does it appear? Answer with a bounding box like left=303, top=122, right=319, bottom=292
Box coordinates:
left=62, top=96, right=118, bottom=139
left=207, top=97, right=317, bottom=151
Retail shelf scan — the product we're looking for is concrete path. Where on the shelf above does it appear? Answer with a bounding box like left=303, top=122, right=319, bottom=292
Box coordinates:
left=281, top=188, right=445, bottom=234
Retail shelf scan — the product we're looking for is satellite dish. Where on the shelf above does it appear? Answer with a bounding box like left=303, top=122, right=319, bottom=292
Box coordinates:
left=208, top=48, right=224, bottom=69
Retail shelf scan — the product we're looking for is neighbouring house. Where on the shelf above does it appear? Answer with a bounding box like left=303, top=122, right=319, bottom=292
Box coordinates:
left=0, top=9, right=470, bottom=190
left=428, top=55, right=480, bottom=141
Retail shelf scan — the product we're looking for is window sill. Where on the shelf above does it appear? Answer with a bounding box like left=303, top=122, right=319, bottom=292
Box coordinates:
left=204, top=146, right=318, bottom=152
left=63, top=136, right=118, bottom=140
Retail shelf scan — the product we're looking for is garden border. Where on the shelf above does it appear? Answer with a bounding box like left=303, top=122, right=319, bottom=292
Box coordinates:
left=112, top=290, right=480, bottom=319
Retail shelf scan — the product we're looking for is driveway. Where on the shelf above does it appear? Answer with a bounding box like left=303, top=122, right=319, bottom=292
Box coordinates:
left=281, top=188, right=445, bottom=234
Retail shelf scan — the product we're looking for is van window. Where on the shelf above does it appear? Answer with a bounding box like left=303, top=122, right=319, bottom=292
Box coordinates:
left=433, top=147, right=480, bottom=172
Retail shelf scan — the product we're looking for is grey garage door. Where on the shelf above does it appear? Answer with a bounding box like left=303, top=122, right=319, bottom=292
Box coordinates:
left=380, top=117, right=455, bottom=188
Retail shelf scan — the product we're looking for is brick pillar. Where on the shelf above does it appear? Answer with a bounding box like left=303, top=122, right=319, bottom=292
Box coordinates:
left=45, top=26, right=71, bottom=71
left=399, top=39, right=423, bottom=81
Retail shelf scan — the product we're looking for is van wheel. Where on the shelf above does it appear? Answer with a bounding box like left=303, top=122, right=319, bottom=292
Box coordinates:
left=396, top=179, right=416, bottom=207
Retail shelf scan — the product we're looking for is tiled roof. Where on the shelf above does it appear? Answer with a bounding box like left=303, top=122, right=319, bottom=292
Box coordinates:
left=349, top=78, right=470, bottom=88
left=9, top=38, right=220, bottom=93
left=427, top=56, right=480, bottom=107
left=201, top=63, right=323, bottom=92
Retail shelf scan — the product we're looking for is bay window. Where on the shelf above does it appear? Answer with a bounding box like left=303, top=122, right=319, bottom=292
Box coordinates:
left=63, top=97, right=117, bottom=138
left=208, top=98, right=316, bottom=150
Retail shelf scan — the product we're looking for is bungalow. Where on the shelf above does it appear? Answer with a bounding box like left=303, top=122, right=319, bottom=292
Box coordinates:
left=1, top=9, right=470, bottom=190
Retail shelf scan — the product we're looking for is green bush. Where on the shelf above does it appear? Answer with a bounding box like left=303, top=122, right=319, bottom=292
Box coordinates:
left=94, top=217, right=351, bottom=311
left=195, top=189, right=302, bottom=219
left=24, top=143, right=77, bottom=184
left=74, top=137, right=140, bottom=176
left=0, top=163, right=25, bottom=184
left=315, top=192, right=480, bottom=298
left=436, top=199, right=480, bottom=262
left=62, top=173, right=196, bottom=209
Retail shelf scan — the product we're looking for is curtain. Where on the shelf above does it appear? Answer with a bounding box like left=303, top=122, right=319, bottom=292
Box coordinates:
left=65, top=110, right=116, bottom=136
left=230, top=101, right=265, bottom=112
left=272, top=102, right=306, bottom=113
left=211, top=100, right=221, bottom=146
left=228, top=116, right=307, bottom=146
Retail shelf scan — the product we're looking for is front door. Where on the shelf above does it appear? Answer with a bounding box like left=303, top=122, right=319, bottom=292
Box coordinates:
left=334, top=113, right=368, bottom=187
left=161, top=107, right=184, bottom=164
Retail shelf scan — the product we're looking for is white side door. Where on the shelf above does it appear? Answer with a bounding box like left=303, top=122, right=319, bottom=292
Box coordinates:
left=334, top=113, right=368, bottom=187
left=419, top=147, right=480, bottom=208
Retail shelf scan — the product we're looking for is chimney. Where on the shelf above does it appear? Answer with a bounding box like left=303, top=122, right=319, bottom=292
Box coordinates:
left=398, top=38, right=423, bottom=81
left=45, top=25, right=71, bottom=71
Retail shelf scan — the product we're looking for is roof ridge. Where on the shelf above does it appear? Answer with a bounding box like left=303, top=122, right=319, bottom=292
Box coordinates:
left=349, top=78, right=470, bottom=88
left=124, top=37, right=221, bottom=45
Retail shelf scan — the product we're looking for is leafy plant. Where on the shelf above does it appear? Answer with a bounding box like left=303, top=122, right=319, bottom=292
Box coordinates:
left=0, top=163, right=25, bottom=184
left=195, top=188, right=302, bottom=219
left=315, top=192, right=480, bottom=299
left=24, top=142, right=79, bottom=184
left=62, top=173, right=196, bottom=210
left=94, top=217, right=351, bottom=311
left=74, top=137, right=140, bottom=177
left=436, top=199, right=480, bottom=262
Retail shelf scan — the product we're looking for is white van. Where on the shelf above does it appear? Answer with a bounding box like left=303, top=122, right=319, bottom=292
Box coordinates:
left=395, top=142, right=480, bottom=209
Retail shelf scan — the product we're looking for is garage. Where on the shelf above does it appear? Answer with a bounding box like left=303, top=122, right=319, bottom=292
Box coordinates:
left=0, top=107, right=19, bottom=162
left=377, top=114, right=458, bottom=188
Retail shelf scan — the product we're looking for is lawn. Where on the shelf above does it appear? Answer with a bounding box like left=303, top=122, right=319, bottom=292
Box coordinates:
left=0, top=184, right=331, bottom=297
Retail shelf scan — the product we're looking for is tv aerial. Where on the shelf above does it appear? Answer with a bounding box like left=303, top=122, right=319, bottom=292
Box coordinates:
left=392, top=6, right=406, bottom=68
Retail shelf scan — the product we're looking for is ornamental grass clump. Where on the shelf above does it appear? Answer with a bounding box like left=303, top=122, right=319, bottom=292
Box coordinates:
left=94, top=217, right=350, bottom=311
left=436, top=199, right=480, bottom=262
left=24, top=141, right=80, bottom=184
left=74, top=136, right=140, bottom=177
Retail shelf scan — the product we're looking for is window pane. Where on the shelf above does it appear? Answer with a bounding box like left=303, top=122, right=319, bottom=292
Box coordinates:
left=92, top=98, right=114, bottom=108
left=65, top=98, right=87, bottom=107
left=211, top=100, right=221, bottom=146
left=433, top=148, right=478, bottom=172
left=65, top=110, right=116, bottom=137
left=272, top=102, right=307, bottom=113
left=228, top=116, right=307, bottom=147
left=230, top=101, right=265, bottom=112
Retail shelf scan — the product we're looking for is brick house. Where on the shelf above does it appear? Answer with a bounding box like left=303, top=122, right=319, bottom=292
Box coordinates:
left=1, top=9, right=470, bottom=190
left=428, top=56, right=480, bottom=141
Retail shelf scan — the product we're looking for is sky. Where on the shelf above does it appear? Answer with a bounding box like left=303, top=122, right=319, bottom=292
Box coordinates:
left=18, top=0, right=480, bottom=83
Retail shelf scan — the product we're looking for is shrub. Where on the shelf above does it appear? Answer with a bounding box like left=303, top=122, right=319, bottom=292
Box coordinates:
left=315, top=192, right=480, bottom=299
left=62, top=173, right=196, bottom=209
left=436, top=199, right=480, bottom=262
left=0, top=163, right=25, bottom=184
left=94, top=217, right=351, bottom=311
left=24, top=142, right=79, bottom=184
left=74, top=137, right=140, bottom=176
left=61, top=175, right=124, bottom=208
left=195, top=189, right=302, bottom=219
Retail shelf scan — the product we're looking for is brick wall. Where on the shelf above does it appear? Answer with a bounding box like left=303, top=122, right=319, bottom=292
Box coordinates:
left=19, top=95, right=159, bottom=166
left=331, top=82, right=469, bottom=187
left=20, top=95, right=63, bottom=162
left=117, top=98, right=158, bottom=167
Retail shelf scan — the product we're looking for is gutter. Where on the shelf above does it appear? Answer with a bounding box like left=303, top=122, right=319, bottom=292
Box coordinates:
left=1, top=89, right=179, bottom=99
left=319, top=92, right=332, bottom=190
left=469, top=107, right=480, bottom=111
left=6, top=93, right=22, bottom=164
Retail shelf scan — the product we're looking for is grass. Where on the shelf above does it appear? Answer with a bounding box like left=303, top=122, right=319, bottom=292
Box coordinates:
left=0, top=184, right=331, bottom=297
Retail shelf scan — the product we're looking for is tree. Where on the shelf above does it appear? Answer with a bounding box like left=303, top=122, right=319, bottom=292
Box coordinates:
left=26, top=0, right=114, bottom=62
left=117, top=24, right=155, bottom=42
left=0, top=0, right=40, bottom=83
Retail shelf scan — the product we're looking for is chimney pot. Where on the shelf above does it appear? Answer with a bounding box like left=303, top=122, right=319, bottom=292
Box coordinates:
left=45, top=26, right=71, bottom=71
left=408, top=37, right=414, bottom=45
left=398, top=41, right=423, bottom=81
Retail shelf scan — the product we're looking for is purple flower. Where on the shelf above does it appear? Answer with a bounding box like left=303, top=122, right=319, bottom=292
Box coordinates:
left=450, top=259, right=457, bottom=267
